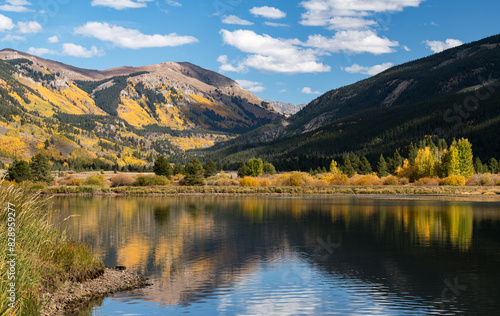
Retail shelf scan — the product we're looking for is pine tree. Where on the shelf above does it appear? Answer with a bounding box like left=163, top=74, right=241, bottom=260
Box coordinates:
left=247, top=158, right=263, bottom=177
left=454, top=138, right=474, bottom=177
left=184, top=158, right=205, bottom=186
left=153, top=156, right=173, bottom=178
left=203, top=159, right=217, bottom=178
left=474, top=157, right=485, bottom=174
left=388, top=149, right=403, bottom=175
left=488, top=158, right=499, bottom=174
left=237, top=161, right=248, bottom=178
left=359, top=156, right=372, bottom=174
left=349, top=154, right=362, bottom=174
left=377, top=154, right=388, bottom=177
left=408, top=142, right=419, bottom=165
left=342, top=156, right=355, bottom=177
left=173, top=163, right=185, bottom=175
left=30, top=153, right=54, bottom=183
left=6, top=160, right=32, bottom=183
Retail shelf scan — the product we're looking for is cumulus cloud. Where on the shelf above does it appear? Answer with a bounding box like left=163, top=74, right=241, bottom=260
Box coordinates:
left=2, top=34, right=25, bottom=41
left=300, top=0, right=424, bottom=30
left=302, top=87, right=320, bottom=94
left=343, top=62, right=393, bottom=75
left=0, top=0, right=34, bottom=12
left=304, top=30, right=399, bottom=54
left=62, top=43, right=105, bottom=58
left=222, top=15, right=253, bottom=26
left=250, top=6, right=286, bottom=19
left=74, top=22, right=198, bottom=49
left=236, top=79, right=265, bottom=93
left=91, top=0, right=152, bottom=10
left=17, top=21, right=42, bottom=33
left=27, top=47, right=58, bottom=56
left=48, top=35, right=59, bottom=43
left=424, top=39, right=463, bottom=53
left=218, top=29, right=330, bottom=74
left=0, top=14, right=14, bottom=32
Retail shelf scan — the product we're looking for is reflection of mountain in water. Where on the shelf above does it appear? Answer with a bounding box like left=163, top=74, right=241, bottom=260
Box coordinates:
left=51, top=197, right=500, bottom=313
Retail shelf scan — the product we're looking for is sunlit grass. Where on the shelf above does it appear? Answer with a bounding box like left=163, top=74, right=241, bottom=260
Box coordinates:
left=0, top=182, right=104, bottom=315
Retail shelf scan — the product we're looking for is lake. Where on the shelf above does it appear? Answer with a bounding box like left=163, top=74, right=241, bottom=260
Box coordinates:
left=50, top=196, right=500, bottom=315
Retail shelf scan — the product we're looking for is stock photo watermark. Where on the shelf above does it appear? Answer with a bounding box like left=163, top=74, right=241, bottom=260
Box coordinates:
left=6, top=202, right=17, bottom=309
left=435, top=74, right=500, bottom=136
left=314, top=235, right=340, bottom=262
left=433, top=277, right=468, bottom=310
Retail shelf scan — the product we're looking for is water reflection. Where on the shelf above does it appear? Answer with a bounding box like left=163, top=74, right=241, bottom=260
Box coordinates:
left=50, top=197, right=500, bottom=315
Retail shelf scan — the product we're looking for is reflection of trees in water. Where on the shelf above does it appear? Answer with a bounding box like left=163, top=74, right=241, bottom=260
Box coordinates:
left=51, top=197, right=500, bottom=311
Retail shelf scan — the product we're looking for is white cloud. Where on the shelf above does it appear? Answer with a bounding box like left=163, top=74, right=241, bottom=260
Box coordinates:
left=264, top=22, right=290, bottom=27
left=302, top=87, right=320, bottom=94
left=300, top=0, right=424, bottom=30
left=17, top=21, right=42, bottom=33
left=62, top=43, right=104, bottom=58
left=236, top=79, right=265, bottom=93
left=0, top=0, right=33, bottom=12
left=279, top=89, right=288, bottom=93
left=219, top=29, right=330, bottom=74
left=0, top=14, right=14, bottom=31
left=403, top=45, right=410, bottom=51
left=74, top=22, right=198, bottom=49
left=91, top=0, right=152, bottom=10
left=48, top=35, right=59, bottom=43
left=222, top=15, right=253, bottom=26
left=27, top=47, right=58, bottom=56
left=2, top=34, right=25, bottom=41
left=424, top=39, right=463, bottom=53
left=250, top=6, right=286, bottom=19
left=343, top=62, right=393, bottom=75
left=304, top=30, right=399, bottom=54
left=166, top=0, right=181, bottom=6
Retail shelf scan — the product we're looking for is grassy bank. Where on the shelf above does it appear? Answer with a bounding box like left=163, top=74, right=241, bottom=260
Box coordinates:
left=0, top=183, right=104, bottom=315
left=41, top=184, right=500, bottom=197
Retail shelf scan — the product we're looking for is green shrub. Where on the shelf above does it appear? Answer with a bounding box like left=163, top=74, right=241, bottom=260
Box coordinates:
left=84, top=175, right=106, bottom=187
left=133, top=175, right=170, bottom=186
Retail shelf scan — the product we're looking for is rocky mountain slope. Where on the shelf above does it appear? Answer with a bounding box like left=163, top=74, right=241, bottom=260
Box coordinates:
left=0, top=49, right=279, bottom=133
left=204, top=34, right=500, bottom=170
left=264, top=100, right=306, bottom=116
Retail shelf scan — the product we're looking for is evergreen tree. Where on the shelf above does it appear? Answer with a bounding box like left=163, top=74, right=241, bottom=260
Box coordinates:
left=454, top=138, right=474, bottom=177
left=247, top=158, right=264, bottom=177
left=342, top=156, right=355, bottom=177
left=153, top=156, right=173, bottom=178
left=408, top=142, right=419, bottom=165
left=349, top=154, right=362, bottom=174
left=488, top=158, right=499, bottom=174
left=203, top=159, right=217, bottom=178
left=237, top=161, right=248, bottom=178
left=437, top=138, right=448, bottom=152
left=388, top=149, right=403, bottom=175
left=377, top=154, right=388, bottom=177
left=30, top=153, right=54, bottom=183
left=474, top=157, right=485, bottom=174
left=6, top=160, right=32, bottom=183
left=359, top=156, right=372, bottom=174
left=184, top=158, right=205, bottom=186
left=173, top=163, right=185, bottom=175
left=263, top=162, right=277, bottom=175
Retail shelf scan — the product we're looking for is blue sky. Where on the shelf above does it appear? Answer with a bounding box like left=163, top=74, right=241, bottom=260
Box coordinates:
left=0, top=0, right=499, bottom=104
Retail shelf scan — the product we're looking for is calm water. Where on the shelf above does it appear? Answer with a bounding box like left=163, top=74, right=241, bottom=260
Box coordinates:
left=50, top=196, right=500, bottom=315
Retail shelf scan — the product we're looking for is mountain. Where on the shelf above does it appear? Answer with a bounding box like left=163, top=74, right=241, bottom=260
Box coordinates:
left=0, top=49, right=280, bottom=167
left=203, top=34, right=500, bottom=170
left=0, top=49, right=279, bottom=132
left=264, top=100, right=306, bottom=116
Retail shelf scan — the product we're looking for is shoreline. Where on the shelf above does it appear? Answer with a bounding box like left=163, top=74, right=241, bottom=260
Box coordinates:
left=40, top=185, right=500, bottom=200
left=41, top=268, right=150, bottom=316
